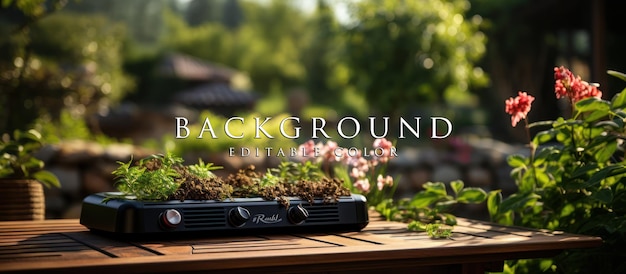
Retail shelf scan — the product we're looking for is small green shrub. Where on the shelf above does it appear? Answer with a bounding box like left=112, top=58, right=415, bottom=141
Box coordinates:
left=112, top=153, right=185, bottom=201
left=376, top=181, right=487, bottom=226
left=186, top=159, right=222, bottom=179
left=268, top=161, right=324, bottom=184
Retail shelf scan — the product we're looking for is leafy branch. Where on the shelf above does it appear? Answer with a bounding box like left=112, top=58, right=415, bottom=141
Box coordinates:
left=377, top=180, right=488, bottom=227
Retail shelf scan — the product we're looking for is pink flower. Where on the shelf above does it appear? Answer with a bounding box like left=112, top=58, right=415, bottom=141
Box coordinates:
left=335, top=148, right=351, bottom=164
left=349, top=155, right=369, bottom=180
left=322, top=141, right=346, bottom=163
left=346, top=150, right=363, bottom=166
left=505, top=91, right=535, bottom=127
left=350, top=167, right=364, bottom=179
left=373, top=138, right=395, bottom=163
left=376, top=174, right=393, bottom=191
left=554, top=66, right=574, bottom=99
left=554, top=66, right=602, bottom=103
left=354, top=178, right=370, bottom=193
left=298, top=140, right=317, bottom=159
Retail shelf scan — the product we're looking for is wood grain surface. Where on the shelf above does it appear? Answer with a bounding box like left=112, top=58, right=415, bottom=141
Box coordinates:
left=0, top=213, right=602, bottom=274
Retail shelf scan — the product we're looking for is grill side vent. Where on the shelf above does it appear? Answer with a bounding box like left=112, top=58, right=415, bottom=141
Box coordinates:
left=183, top=207, right=227, bottom=229
left=304, top=205, right=340, bottom=224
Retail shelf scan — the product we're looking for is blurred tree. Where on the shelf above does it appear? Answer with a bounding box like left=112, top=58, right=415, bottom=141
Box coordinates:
left=161, top=9, right=234, bottom=67
left=222, top=0, right=244, bottom=30
left=63, top=0, right=166, bottom=44
left=343, top=0, right=488, bottom=115
left=185, top=0, right=222, bottom=27
left=302, top=0, right=340, bottom=106
left=165, top=0, right=185, bottom=14
left=162, top=0, right=308, bottom=95
left=0, top=0, right=63, bottom=133
left=0, top=0, right=133, bottom=133
left=234, top=0, right=308, bottom=92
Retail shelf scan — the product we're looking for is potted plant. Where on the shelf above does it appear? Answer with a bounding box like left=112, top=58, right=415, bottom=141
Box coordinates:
left=0, top=129, right=60, bottom=221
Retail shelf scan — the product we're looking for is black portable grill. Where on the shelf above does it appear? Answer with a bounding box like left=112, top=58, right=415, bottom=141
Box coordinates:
left=80, top=193, right=369, bottom=236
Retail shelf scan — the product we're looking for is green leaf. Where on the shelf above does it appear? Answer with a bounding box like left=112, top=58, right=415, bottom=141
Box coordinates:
left=422, top=182, right=447, bottom=196
left=590, top=188, right=613, bottom=203
left=456, top=188, right=487, bottom=203
left=571, top=164, right=599, bottom=179
left=595, top=120, right=620, bottom=129
left=510, top=166, right=524, bottom=178
left=534, top=147, right=558, bottom=165
left=535, top=169, right=552, bottom=187
left=409, top=191, right=441, bottom=208
left=19, top=129, right=42, bottom=143
left=539, top=259, right=555, bottom=272
left=507, top=154, right=527, bottom=168
left=450, top=180, right=463, bottom=195
left=560, top=204, right=575, bottom=218
left=556, top=130, right=571, bottom=142
left=610, top=89, right=626, bottom=109
left=487, top=190, right=502, bottom=217
left=608, top=70, right=626, bottom=82
left=442, top=213, right=457, bottom=226
left=533, top=129, right=557, bottom=145
left=518, top=171, right=536, bottom=192
left=499, top=193, right=540, bottom=212
left=423, top=223, right=453, bottom=238
left=584, top=109, right=610, bottom=122
left=499, top=211, right=514, bottom=226
left=583, top=165, right=626, bottom=188
left=575, top=98, right=610, bottom=113
left=435, top=199, right=457, bottom=209
left=595, top=140, right=617, bottom=163
left=613, top=116, right=625, bottom=128
left=407, top=220, right=427, bottom=232
left=32, top=170, right=61, bottom=188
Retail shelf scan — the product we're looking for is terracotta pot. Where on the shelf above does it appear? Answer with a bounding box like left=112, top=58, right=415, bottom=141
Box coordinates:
left=0, top=179, right=45, bottom=221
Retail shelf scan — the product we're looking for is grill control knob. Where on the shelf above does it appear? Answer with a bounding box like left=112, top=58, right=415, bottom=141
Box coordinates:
left=288, top=204, right=309, bottom=224
left=160, top=209, right=182, bottom=229
left=229, top=206, right=250, bottom=227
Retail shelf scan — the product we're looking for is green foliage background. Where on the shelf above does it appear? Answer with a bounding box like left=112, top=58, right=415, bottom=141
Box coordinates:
left=1, top=1, right=132, bottom=133
left=2, top=0, right=490, bottom=148
left=344, top=0, right=488, bottom=115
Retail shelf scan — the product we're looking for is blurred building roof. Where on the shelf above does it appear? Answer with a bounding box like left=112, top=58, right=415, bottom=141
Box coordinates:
left=158, top=53, right=237, bottom=83
left=173, top=83, right=257, bottom=109
left=157, top=53, right=257, bottom=109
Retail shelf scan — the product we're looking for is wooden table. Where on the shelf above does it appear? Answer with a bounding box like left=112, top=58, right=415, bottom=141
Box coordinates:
left=0, top=213, right=602, bottom=274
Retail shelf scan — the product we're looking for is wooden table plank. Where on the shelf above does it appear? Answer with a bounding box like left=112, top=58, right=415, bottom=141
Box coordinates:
left=63, top=232, right=161, bottom=258
left=297, top=233, right=386, bottom=246
left=0, top=214, right=603, bottom=274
